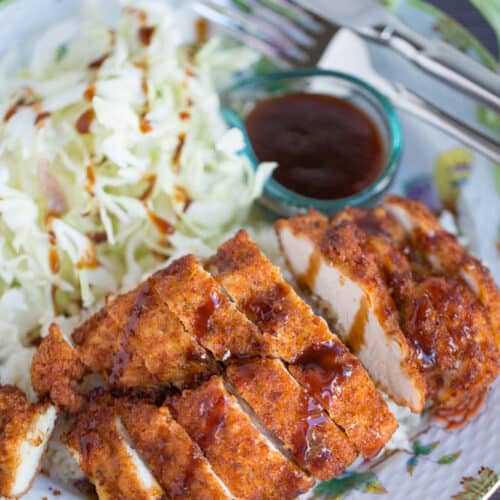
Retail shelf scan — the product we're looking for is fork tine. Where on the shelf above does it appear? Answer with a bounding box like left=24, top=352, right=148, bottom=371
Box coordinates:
left=193, top=2, right=298, bottom=66
left=202, top=0, right=309, bottom=57
left=254, top=0, right=328, bottom=33
left=195, top=1, right=309, bottom=63
left=236, top=0, right=315, bottom=47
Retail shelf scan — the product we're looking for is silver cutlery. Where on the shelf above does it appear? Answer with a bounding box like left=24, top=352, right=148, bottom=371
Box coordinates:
left=194, top=0, right=500, bottom=164
left=320, top=28, right=500, bottom=165
left=194, top=0, right=500, bottom=114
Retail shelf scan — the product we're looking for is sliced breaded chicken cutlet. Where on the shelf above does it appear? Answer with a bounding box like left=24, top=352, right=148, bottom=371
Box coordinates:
left=31, top=324, right=88, bottom=413
left=72, top=279, right=216, bottom=390
left=170, top=375, right=314, bottom=499
left=0, top=386, right=56, bottom=499
left=65, top=392, right=164, bottom=500
left=209, top=230, right=397, bottom=459
left=226, top=358, right=357, bottom=479
left=117, top=399, right=232, bottom=499
left=277, top=200, right=499, bottom=428
left=276, top=211, right=426, bottom=412
left=383, top=195, right=500, bottom=343
left=151, top=254, right=266, bottom=360
left=32, top=294, right=217, bottom=411
left=36, top=253, right=266, bottom=406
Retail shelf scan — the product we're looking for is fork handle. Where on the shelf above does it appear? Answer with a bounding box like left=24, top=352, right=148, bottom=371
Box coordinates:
left=361, top=24, right=500, bottom=114
left=393, top=85, right=500, bottom=164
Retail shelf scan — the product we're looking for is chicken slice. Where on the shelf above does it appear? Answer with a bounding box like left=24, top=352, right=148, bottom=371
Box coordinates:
left=72, top=279, right=216, bottom=389
left=226, top=358, right=357, bottom=479
left=31, top=324, right=87, bottom=413
left=170, top=376, right=314, bottom=499
left=276, top=212, right=426, bottom=413
left=399, top=276, right=499, bottom=428
left=117, top=399, right=232, bottom=499
left=65, top=392, right=163, bottom=500
left=384, top=195, right=500, bottom=343
left=210, top=231, right=397, bottom=458
left=0, top=386, right=56, bottom=499
left=331, top=204, right=499, bottom=424
left=151, top=254, right=265, bottom=360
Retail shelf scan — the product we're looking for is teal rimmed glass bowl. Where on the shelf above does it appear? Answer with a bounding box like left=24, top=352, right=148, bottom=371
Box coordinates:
left=222, top=68, right=403, bottom=217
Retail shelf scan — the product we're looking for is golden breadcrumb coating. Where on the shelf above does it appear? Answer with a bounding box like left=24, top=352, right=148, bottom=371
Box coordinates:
left=118, top=399, right=231, bottom=499
left=65, top=391, right=163, bottom=500
left=211, top=230, right=397, bottom=458
left=170, top=376, right=314, bottom=499
left=0, top=386, right=55, bottom=498
left=227, top=358, right=357, bottom=479
left=31, top=324, right=87, bottom=413
left=72, top=280, right=216, bottom=389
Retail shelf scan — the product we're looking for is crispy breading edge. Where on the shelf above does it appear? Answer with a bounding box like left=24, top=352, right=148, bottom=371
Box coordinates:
left=275, top=212, right=426, bottom=413
left=384, top=195, right=500, bottom=344
left=0, top=386, right=55, bottom=498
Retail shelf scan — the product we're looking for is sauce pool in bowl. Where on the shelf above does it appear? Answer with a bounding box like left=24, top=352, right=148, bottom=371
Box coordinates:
left=245, top=92, right=385, bottom=200
left=222, top=69, right=402, bottom=216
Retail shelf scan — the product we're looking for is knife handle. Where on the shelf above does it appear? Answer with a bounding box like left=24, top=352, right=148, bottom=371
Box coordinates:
left=363, top=24, right=500, bottom=114
left=393, top=84, right=500, bottom=164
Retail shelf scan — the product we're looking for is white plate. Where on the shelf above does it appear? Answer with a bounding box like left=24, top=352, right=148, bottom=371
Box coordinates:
left=1, top=1, right=499, bottom=499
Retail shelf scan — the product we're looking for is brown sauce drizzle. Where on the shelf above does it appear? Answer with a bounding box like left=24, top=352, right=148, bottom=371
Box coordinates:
left=3, top=99, right=22, bottom=122
left=51, top=283, right=60, bottom=315
left=75, top=108, right=95, bottom=134
left=3, top=90, right=38, bottom=123
left=76, top=246, right=99, bottom=270
left=194, top=291, right=221, bottom=340
left=291, top=396, right=329, bottom=468
left=88, top=53, right=110, bottom=70
left=109, top=283, right=154, bottom=385
left=243, top=283, right=289, bottom=332
left=49, top=246, right=60, bottom=274
left=346, top=296, right=369, bottom=354
left=147, top=209, right=175, bottom=235
left=86, top=231, right=108, bottom=244
left=173, top=132, right=187, bottom=173
left=195, top=18, right=209, bottom=44
left=139, top=174, right=157, bottom=201
left=139, top=117, right=152, bottom=133
left=138, top=26, right=156, bottom=46
left=173, top=185, right=192, bottom=212
left=294, top=341, right=353, bottom=401
left=299, top=248, right=321, bottom=289
left=83, top=81, right=96, bottom=102
left=85, top=164, right=96, bottom=195
left=34, top=111, right=51, bottom=128
left=198, top=393, right=227, bottom=450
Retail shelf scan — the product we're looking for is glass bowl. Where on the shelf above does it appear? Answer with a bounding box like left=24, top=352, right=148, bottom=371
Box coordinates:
left=222, top=68, right=403, bottom=217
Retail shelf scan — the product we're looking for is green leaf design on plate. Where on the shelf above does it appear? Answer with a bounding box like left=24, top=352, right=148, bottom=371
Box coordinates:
left=230, top=0, right=252, bottom=13
left=406, top=455, right=418, bottom=475
left=314, top=471, right=387, bottom=499
left=437, top=451, right=462, bottom=464
left=477, top=106, right=500, bottom=133
left=434, top=17, right=473, bottom=52
left=386, top=0, right=498, bottom=70
left=493, top=164, right=500, bottom=194
left=452, top=467, right=500, bottom=500
left=412, top=440, right=439, bottom=456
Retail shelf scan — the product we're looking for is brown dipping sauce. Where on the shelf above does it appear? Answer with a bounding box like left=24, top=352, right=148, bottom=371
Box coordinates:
left=245, top=92, right=385, bottom=199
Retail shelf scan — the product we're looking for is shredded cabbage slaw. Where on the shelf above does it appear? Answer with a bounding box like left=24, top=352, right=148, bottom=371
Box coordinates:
left=0, top=0, right=273, bottom=394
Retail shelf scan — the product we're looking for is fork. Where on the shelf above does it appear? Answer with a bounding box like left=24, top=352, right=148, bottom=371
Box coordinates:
left=194, top=0, right=500, bottom=164
left=193, top=0, right=500, bottom=114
